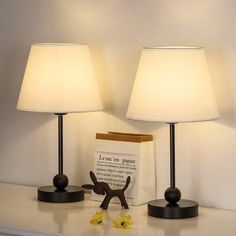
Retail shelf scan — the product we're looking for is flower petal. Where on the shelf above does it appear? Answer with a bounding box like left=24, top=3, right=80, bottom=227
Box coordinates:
left=113, top=215, right=133, bottom=228
left=90, top=211, right=104, bottom=225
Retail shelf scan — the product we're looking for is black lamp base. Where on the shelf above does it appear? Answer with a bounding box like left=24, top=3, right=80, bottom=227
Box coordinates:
left=38, top=185, right=84, bottom=203
left=148, top=199, right=198, bottom=219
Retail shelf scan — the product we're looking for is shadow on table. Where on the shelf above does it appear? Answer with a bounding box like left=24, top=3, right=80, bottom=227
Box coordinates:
left=147, top=215, right=199, bottom=236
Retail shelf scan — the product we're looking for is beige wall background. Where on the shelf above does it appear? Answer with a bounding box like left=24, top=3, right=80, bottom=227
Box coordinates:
left=0, top=0, right=235, bottom=210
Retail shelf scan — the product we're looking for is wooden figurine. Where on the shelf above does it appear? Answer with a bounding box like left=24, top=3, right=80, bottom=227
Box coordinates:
left=82, top=171, right=131, bottom=210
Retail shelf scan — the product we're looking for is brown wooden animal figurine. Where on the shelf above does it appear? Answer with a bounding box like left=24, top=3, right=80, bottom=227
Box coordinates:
left=82, top=171, right=131, bottom=210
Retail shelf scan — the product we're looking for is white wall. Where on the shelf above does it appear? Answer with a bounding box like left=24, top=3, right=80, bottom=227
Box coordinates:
left=0, top=0, right=235, bottom=210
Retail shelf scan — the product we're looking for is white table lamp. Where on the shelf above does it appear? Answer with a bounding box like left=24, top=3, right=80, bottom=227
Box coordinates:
left=17, top=43, right=103, bottom=203
left=127, top=46, right=219, bottom=218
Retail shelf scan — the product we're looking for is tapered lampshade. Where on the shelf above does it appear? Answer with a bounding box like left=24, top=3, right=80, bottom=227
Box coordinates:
left=127, top=46, right=219, bottom=123
left=17, top=43, right=103, bottom=113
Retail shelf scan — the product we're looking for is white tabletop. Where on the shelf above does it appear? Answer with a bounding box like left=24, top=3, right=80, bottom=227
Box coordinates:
left=0, top=183, right=235, bottom=236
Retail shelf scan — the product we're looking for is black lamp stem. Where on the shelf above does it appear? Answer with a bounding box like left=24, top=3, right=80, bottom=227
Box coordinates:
left=53, top=113, right=68, bottom=190
left=56, top=113, right=67, bottom=175
left=164, top=123, right=181, bottom=204
left=170, top=123, right=176, bottom=188
left=58, top=114, right=64, bottom=175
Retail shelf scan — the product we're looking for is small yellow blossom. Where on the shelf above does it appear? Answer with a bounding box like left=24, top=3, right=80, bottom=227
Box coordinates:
left=90, top=211, right=104, bottom=225
left=113, top=215, right=133, bottom=229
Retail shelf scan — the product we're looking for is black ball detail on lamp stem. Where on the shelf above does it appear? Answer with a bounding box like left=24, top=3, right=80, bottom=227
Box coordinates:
left=53, top=174, right=69, bottom=190
left=164, top=187, right=181, bottom=204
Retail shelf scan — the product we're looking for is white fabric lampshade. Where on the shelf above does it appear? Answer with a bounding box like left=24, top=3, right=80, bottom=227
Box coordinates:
left=17, top=43, right=103, bottom=113
left=127, top=46, right=219, bottom=123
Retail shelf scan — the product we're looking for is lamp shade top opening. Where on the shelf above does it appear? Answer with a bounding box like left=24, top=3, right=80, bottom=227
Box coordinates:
left=127, top=46, right=219, bottom=123
left=33, top=43, right=87, bottom=46
left=143, top=46, right=203, bottom=50
left=17, top=43, right=103, bottom=113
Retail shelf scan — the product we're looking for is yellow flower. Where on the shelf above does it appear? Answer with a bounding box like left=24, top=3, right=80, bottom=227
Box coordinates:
left=90, top=211, right=104, bottom=225
left=113, top=215, right=133, bottom=229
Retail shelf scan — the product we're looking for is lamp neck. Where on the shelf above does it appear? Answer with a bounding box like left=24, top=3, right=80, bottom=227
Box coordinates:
left=54, top=113, right=67, bottom=175
left=54, top=113, right=67, bottom=116
left=169, top=123, right=176, bottom=188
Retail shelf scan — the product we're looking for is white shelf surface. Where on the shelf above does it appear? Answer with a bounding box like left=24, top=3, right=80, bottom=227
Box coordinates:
left=0, top=183, right=235, bottom=236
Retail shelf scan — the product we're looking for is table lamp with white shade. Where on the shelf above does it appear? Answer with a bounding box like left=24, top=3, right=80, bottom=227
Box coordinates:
left=127, top=46, right=219, bottom=218
left=17, top=43, right=103, bottom=203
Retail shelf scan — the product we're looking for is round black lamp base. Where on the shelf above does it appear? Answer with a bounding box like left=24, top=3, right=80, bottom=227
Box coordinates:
left=148, top=199, right=198, bottom=219
left=38, top=185, right=84, bottom=203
